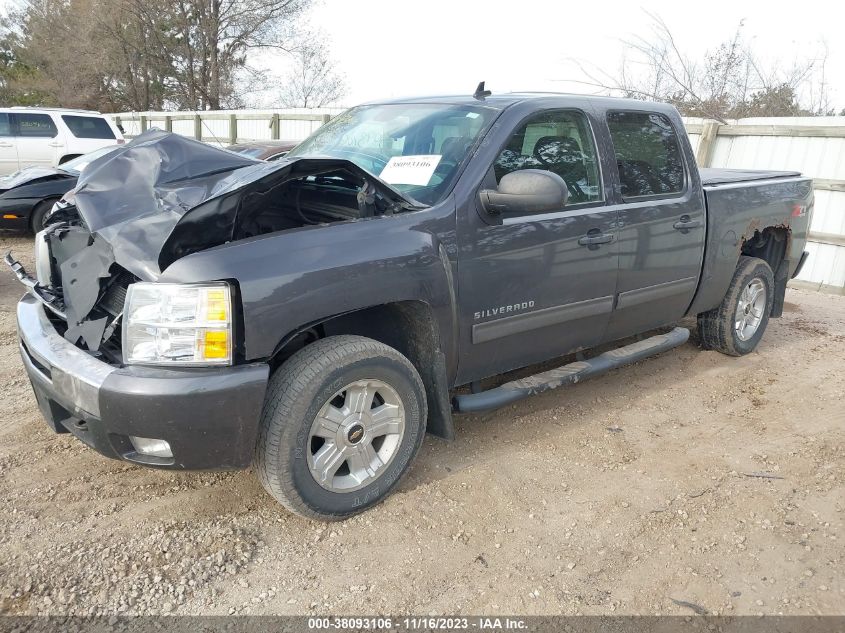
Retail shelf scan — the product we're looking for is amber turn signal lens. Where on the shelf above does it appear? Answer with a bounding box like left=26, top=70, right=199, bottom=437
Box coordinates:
left=202, top=330, right=230, bottom=359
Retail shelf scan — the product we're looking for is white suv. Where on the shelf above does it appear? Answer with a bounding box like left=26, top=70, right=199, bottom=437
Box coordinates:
left=0, top=107, right=124, bottom=176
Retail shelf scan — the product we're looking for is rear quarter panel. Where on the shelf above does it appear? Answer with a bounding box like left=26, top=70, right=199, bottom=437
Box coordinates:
left=687, top=176, right=813, bottom=315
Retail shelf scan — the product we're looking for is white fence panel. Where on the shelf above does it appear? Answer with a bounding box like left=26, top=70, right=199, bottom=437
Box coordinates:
left=108, top=107, right=347, bottom=147
left=684, top=117, right=845, bottom=293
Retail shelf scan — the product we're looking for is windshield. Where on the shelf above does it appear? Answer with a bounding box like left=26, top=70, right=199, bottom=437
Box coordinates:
left=61, top=145, right=119, bottom=174
left=287, top=103, right=496, bottom=205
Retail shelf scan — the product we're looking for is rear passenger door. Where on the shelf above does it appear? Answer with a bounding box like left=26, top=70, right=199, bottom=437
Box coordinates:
left=12, top=113, right=62, bottom=168
left=0, top=114, right=18, bottom=175
left=602, top=110, right=706, bottom=341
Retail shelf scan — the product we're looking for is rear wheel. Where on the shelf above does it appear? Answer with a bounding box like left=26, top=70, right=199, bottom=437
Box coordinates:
left=697, top=256, right=775, bottom=356
left=254, top=335, right=427, bottom=520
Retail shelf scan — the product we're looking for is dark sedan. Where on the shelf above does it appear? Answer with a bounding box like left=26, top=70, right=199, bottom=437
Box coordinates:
left=0, top=145, right=118, bottom=232
left=225, top=140, right=299, bottom=161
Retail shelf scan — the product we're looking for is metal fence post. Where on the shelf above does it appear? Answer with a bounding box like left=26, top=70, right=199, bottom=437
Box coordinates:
left=165, top=115, right=172, bottom=133
left=229, top=114, right=238, bottom=145
left=140, top=115, right=148, bottom=133
left=193, top=114, right=202, bottom=141
left=270, top=114, right=280, bottom=140
left=695, top=120, right=721, bottom=168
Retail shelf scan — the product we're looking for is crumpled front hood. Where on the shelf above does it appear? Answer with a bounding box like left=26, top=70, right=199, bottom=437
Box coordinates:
left=0, top=166, right=74, bottom=193
left=18, top=129, right=419, bottom=352
left=71, top=129, right=416, bottom=280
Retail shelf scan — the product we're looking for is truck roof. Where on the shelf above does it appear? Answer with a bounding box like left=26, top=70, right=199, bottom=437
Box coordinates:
left=363, top=92, right=678, bottom=113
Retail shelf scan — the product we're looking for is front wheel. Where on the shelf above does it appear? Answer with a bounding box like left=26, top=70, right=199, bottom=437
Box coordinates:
left=29, top=198, right=58, bottom=233
left=254, top=335, right=427, bottom=520
left=697, top=256, right=775, bottom=356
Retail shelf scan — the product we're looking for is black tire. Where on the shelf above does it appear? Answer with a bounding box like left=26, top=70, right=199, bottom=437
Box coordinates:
left=697, top=256, right=775, bottom=356
left=29, top=198, right=58, bottom=233
left=254, top=335, right=427, bottom=520
left=58, top=154, right=81, bottom=165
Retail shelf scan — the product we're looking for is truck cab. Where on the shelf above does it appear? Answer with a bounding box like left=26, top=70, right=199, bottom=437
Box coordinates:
left=448, top=96, right=707, bottom=382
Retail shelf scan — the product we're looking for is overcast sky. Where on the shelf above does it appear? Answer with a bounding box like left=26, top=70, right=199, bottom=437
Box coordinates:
left=2, top=0, right=843, bottom=111
left=303, top=0, right=845, bottom=110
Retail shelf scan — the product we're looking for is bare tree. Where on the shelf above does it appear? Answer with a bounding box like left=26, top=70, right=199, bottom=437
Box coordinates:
left=123, top=0, right=311, bottom=110
left=277, top=42, right=347, bottom=108
left=568, top=13, right=836, bottom=121
left=0, top=0, right=312, bottom=111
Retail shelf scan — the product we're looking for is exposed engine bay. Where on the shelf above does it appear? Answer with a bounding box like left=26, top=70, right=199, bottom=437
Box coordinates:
left=8, top=130, right=421, bottom=357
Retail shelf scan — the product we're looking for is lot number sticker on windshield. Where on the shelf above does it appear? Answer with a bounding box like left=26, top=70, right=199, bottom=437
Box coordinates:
left=379, top=155, right=442, bottom=186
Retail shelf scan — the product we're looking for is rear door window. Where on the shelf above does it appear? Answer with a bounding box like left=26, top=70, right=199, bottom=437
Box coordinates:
left=62, top=115, right=116, bottom=139
left=606, top=111, right=685, bottom=198
left=14, top=113, right=59, bottom=138
left=0, top=113, right=11, bottom=136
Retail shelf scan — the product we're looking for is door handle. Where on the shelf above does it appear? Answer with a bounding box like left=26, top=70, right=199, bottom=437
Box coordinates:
left=673, top=215, right=702, bottom=233
left=47, top=142, right=64, bottom=148
left=0, top=142, right=12, bottom=147
left=578, top=232, right=615, bottom=247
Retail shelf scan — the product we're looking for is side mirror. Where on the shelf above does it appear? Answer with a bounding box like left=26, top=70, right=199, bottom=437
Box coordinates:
left=479, top=169, right=569, bottom=218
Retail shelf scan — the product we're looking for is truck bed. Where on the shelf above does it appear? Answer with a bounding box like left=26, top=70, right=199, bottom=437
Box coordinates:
left=687, top=168, right=812, bottom=317
left=699, top=167, right=801, bottom=186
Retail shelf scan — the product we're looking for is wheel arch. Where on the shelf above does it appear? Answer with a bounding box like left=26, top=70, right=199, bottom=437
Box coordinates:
left=270, top=300, right=455, bottom=440
left=688, top=219, right=792, bottom=318
left=739, top=225, right=790, bottom=317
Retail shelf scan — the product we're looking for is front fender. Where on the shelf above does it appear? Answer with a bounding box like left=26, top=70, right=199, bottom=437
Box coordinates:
left=159, top=210, right=457, bottom=364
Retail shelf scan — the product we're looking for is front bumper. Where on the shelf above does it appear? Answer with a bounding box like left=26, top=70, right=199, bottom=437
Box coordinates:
left=16, top=294, right=270, bottom=469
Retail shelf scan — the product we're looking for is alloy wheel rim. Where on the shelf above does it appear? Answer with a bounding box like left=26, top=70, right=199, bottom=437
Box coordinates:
left=306, top=379, right=405, bottom=492
left=734, top=278, right=767, bottom=341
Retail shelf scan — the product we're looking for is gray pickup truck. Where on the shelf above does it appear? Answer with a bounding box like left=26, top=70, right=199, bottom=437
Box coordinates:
left=7, top=89, right=812, bottom=520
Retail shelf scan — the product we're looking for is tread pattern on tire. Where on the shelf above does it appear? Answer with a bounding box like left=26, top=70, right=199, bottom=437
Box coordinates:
left=697, top=256, right=774, bottom=356
left=30, top=198, right=58, bottom=233
left=254, top=334, right=426, bottom=520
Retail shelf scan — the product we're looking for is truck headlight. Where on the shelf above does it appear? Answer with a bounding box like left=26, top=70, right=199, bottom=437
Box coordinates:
left=122, top=283, right=233, bottom=366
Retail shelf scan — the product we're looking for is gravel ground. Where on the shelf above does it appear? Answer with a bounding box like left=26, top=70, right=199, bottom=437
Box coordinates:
left=0, top=232, right=842, bottom=617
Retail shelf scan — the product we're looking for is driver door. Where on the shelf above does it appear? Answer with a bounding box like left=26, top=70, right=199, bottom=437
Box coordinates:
left=455, top=108, right=620, bottom=384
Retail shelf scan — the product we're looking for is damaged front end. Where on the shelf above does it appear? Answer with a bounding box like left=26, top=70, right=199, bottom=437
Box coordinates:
left=5, top=218, right=135, bottom=360
left=6, top=129, right=421, bottom=359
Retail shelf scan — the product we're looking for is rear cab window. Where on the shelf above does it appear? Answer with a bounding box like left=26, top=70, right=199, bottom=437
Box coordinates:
left=606, top=111, right=685, bottom=199
left=61, top=115, right=116, bottom=139
left=14, top=113, right=59, bottom=138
